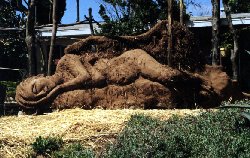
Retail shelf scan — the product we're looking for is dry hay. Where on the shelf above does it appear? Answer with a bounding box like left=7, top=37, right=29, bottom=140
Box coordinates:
left=0, top=108, right=206, bottom=158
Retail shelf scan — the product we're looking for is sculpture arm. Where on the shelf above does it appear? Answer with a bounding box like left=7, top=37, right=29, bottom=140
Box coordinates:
left=16, top=54, right=92, bottom=107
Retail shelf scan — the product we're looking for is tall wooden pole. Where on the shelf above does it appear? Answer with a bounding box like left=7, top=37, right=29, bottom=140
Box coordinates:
left=180, top=0, right=184, bottom=25
left=49, top=2, right=52, bottom=23
left=223, top=0, right=239, bottom=80
left=211, top=0, right=220, bottom=65
left=26, top=0, right=37, bottom=76
left=168, top=0, right=173, bottom=67
left=76, top=0, right=80, bottom=22
left=48, top=0, right=58, bottom=75
left=88, top=8, right=94, bottom=35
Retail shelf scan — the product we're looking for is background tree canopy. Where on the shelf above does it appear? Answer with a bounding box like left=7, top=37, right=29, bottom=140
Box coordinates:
left=97, top=0, right=190, bottom=36
left=228, top=0, right=250, bottom=13
left=36, top=0, right=66, bottom=25
left=8, top=0, right=66, bottom=24
left=0, top=0, right=66, bottom=69
left=221, top=0, right=250, bottom=50
left=0, top=0, right=23, bottom=27
left=0, top=0, right=27, bottom=69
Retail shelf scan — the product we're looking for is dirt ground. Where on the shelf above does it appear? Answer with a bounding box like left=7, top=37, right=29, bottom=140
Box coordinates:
left=0, top=109, right=205, bottom=158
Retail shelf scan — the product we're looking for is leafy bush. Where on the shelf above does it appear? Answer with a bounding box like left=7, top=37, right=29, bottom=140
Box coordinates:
left=0, top=81, right=17, bottom=97
left=102, top=109, right=250, bottom=158
left=31, top=137, right=95, bottom=158
left=53, top=143, right=95, bottom=158
left=220, top=99, right=250, bottom=122
left=31, top=136, right=63, bottom=156
left=221, top=99, right=250, bottom=108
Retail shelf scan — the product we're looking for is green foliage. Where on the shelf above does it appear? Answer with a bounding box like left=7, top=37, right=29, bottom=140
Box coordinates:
left=28, top=101, right=250, bottom=157
left=97, top=0, right=189, bottom=36
left=0, top=0, right=21, bottom=27
left=31, top=136, right=63, bottom=156
left=102, top=109, right=250, bottom=158
left=0, top=31, right=28, bottom=69
left=36, top=0, right=66, bottom=25
left=228, top=0, right=250, bottom=13
left=53, top=143, right=95, bottom=158
left=241, top=111, right=250, bottom=122
left=0, top=0, right=66, bottom=69
left=221, top=99, right=250, bottom=108
left=31, top=137, right=95, bottom=158
left=220, top=99, right=250, bottom=125
left=0, top=81, right=17, bottom=96
left=220, top=32, right=233, bottom=50
left=0, top=1, right=28, bottom=69
left=98, top=0, right=159, bottom=36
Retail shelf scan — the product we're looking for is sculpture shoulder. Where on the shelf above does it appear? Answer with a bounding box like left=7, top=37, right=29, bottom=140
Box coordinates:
left=121, top=49, right=148, bottom=57
left=58, top=54, right=81, bottom=64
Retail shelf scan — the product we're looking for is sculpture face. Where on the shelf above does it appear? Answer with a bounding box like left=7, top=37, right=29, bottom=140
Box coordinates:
left=30, top=77, right=56, bottom=97
left=16, top=76, right=57, bottom=104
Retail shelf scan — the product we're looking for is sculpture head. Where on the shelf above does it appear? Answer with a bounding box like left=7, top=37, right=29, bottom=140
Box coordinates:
left=15, top=75, right=57, bottom=107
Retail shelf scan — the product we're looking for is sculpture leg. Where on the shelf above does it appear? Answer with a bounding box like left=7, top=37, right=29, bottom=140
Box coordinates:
left=111, top=49, right=181, bottom=84
left=56, top=54, right=92, bottom=89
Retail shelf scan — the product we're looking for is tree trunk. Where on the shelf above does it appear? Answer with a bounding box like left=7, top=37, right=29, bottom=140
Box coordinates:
left=76, top=0, right=80, bottom=22
left=47, top=0, right=58, bottom=76
left=179, top=0, right=184, bottom=25
left=25, top=0, right=37, bottom=76
left=167, top=0, right=173, bottom=67
left=223, top=0, right=239, bottom=81
left=88, top=8, right=94, bottom=35
left=49, top=2, right=52, bottom=23
left=211, top=0, right=220, bottom=65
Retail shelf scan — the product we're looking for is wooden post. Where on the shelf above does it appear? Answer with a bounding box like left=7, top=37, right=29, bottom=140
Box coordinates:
left=49, top=2, right=52, bottom=23
left=180, top=0, right=184, bottom=25
left=35, top=5, right=37, bottom=25
left=211, top=0, right=220, bottom=65
left=223, top=0, right=239, bottom=80
left=89, top=8, right=94, bottom=35
left=26, top=0, right=37, bottom=76
left=168, top=0, right=173, bottom=67
left=48, top=0, right=58, bottom=75
left=76, top=0, right=80, bottom=22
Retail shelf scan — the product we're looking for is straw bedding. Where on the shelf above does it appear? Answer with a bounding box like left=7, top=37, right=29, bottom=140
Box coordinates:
left=0, top=109, right=203, bottom=157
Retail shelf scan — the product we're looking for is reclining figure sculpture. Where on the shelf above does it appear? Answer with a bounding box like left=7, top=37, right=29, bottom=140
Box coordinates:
left=16, top=49, right=180, bottom=108
left=16, top=49, right=237, bottom=110
left=15, top=20, right=241, bottom=110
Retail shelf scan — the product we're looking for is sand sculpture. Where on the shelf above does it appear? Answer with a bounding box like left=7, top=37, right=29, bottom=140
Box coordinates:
left=15, top=21, right=242, bottom=111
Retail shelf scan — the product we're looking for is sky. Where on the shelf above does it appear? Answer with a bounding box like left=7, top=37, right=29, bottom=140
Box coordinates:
left=61, top=0, right=216, bottom=24
left=62, top=0, right=103, bottom=24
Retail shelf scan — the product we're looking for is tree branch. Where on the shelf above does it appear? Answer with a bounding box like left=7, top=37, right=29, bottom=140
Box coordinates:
left=12, top=0, right=28, bottom=15
left=23, top=0, right=28, bottom=6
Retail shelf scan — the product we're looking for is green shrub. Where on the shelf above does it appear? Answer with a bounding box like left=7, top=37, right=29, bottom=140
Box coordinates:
left=31, top=136, right=63, bottom=156
left=221, top=99, right=250, bottom=108
left=102, top=109, right=250, bottom=158
left=53, top=143, right=95, bottom=158
left=0, top=81, right=17, bottom=97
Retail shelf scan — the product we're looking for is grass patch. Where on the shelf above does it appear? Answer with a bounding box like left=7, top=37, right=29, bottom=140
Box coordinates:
left=102, top=109, right=250, bottom=158
left=31, top=136, right=63, bottom=156
left=53, top=143, right=95, bottom=158
left=2, top=108, right=250, bottom=157
left=29, top=109, right=250, bottom=157
left=30, top=136, right=94, bottom=158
